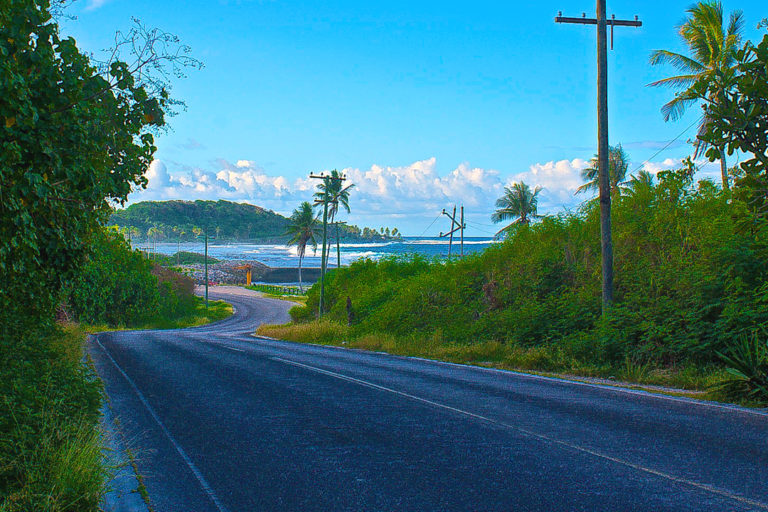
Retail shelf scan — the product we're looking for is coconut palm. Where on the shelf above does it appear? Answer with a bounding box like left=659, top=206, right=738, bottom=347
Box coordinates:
left=314, top=169, right=354, bottom=268
left=648, top=0, right=744, bottom=189
left=577, top=144, right=631, bottom=196
left=491, top=182, right=542, bottom=239
left=624, top=170, right=655, bottom=198
left=286, top=202, right=320, bottom=292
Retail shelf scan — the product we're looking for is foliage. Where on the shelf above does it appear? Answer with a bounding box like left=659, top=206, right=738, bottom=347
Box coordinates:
left=491, top=182, right=542, bottom=238
left=286, top=201, right=320, bottom=292
left=313, top=169, right=355, bottom=267
left=109, top=199, right=398, bottom=243
left=67, top=228, right=201, bottom=327
left=695, top=30, right=768, bottom=213
left=153, top=251, right=219, bottom=266
left=282, top=166, right=768, bottom=397
left=247, top=284, right=306, bottom=296
left=0, top=325, right=105, bottom=511
left=714, top=332, right=768, bottom=401
left=576, top=144, right=632, bottom=196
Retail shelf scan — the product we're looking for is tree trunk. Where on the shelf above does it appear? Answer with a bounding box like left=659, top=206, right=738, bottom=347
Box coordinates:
left=336, top=222, right=341, bottom=268
left=298, top=253, right=303, bottom=293
left=720, top=146, right=729, bottom=190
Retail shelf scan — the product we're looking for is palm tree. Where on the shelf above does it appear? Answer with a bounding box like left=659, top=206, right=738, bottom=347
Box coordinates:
left=624, top=170, right=655, bottom=198
left=314, top=169, right=354, bottom=268
left=577, top=144, right=631, bottom=196
left=286, top=202, right=320, bottom=293
left=491, top=181, right=542, bottom=239
left=648, top=0, right=744, bottom=189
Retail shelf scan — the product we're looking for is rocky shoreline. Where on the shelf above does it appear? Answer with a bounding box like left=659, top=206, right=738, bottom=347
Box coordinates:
left=180, top=260, right=322, bottom=285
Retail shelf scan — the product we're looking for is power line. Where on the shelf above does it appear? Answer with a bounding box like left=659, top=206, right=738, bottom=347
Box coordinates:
left=465, top=221, right=498, bottom=236
left=418, top=213, right=442, bottom=237
left=628, top=115, right=702, bottom=175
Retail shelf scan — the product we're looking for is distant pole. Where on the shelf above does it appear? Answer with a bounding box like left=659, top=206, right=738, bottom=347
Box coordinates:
left=448, top=206, right=456, bottom=259
left=460, top=205, right=464, bottom=258
left=319, top=199, right=328, bottom=315
left=555, top=5, right=641, bottom=314
left=204, top=232, right=209, bottom=309
left=197, top=230, right=217, bottom=309
left=439, top=205, right=463, bottom=259
left=310, top=171, right=346, bottom=316
left=596, top=0, right=613, bottom=311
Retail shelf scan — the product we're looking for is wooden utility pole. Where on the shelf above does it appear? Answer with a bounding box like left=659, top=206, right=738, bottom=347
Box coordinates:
left=439, top=205, right=465, bottom=259
left=555, top=5, right=641, bottom=314
left=310, top=171, right=346, bottom=316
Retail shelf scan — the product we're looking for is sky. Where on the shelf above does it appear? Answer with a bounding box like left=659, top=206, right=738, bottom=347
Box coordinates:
left=59, top=0, right=766, bottom=236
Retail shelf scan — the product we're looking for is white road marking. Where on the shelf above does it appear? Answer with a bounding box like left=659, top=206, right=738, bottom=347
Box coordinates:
left=263, top=337, right=768, bottom=418
left=96, top=337, right=229, bottom=512
left=271, top=356, right=768, bottom=511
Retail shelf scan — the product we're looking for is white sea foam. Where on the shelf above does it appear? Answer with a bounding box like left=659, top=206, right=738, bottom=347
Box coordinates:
left=404, top=239, right=497, bottom=245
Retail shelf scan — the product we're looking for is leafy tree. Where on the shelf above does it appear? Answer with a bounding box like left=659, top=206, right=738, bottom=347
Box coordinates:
left=313, top=170, right=354, bottom=268
left=491, top=182, right=542, bottom=239
left=286, top=202, right=320, bottom=292
left=624, top=170, right=655, bottom=198
left=694, top=28, right=768, bottom=214
left=648, top=0, right=744, bottom=189
left=0, top=0, right=182, bottom=339
left=576, top=144, right=631, bottom=196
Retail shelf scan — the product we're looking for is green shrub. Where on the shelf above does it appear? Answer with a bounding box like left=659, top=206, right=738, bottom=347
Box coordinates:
left=714, top=333, right=768, bottom=402
left=67, top=228, right=198, bottom=327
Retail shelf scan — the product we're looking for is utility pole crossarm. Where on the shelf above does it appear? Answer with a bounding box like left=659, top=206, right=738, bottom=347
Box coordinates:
left=555, top=13, right=641, bottom=27
left=556, top=10, right=641, bottom=50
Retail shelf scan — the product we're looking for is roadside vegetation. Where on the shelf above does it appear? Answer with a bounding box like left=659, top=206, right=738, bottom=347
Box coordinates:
left=259, top=163, right=763, bottom=399
left=261, top=9, right=768, bottom=405
left=0, top=1, right=204, bottom=509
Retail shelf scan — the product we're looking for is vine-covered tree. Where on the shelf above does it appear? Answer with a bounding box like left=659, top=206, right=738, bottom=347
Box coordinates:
left=0, top=0, right=200, bottom=338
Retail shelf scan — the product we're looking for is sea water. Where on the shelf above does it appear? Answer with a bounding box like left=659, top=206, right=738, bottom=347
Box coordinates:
left=142, top=237, right=496, bottom=268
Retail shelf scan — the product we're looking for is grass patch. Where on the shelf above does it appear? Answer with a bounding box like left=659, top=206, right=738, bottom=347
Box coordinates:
left=79, top=296, right=233, bottom=333
left=1, top=324, right=108, bottom=511
left=255, top=319, right=733, bottom=399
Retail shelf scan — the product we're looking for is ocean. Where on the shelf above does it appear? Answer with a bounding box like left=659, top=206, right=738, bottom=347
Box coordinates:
left=143, top=237, right=496, bottom=268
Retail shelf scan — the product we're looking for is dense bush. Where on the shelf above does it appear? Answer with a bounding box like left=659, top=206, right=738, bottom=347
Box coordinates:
left=67, top=229, right=197, bottom=326
left=294, top=167, right=768, bottom=370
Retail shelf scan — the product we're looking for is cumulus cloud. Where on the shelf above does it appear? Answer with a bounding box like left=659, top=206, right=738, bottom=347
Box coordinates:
left=129, top=155, right=721, bottom=233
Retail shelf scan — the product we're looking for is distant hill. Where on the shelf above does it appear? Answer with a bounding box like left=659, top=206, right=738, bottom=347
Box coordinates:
left=109, top=200, right=401, bottom=243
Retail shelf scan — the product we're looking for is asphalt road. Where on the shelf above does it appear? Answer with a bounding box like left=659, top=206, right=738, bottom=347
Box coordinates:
left=90, top=287, right=768, bottom=512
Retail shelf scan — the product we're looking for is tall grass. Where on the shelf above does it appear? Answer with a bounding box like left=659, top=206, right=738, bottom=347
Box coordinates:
left=1, top=325, right=107, bottom=511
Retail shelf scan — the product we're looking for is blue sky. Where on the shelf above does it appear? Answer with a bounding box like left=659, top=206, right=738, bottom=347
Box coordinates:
left=61, top=1, right=766, bottom=236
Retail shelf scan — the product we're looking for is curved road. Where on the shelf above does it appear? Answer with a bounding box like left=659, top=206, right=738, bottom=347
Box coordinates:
left=90, top=287, right=768, bottom=512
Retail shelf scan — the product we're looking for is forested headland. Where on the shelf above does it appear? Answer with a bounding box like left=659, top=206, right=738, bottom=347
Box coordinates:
left=110, top=199, right=402, bottom=243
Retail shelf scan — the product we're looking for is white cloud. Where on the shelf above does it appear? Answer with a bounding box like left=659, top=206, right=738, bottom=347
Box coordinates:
left=129, top=155, right=723, bottom=234
left=85, top=0, right=110, bottom=10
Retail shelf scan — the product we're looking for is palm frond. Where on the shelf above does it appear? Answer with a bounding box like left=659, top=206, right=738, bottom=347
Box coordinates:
left=660, top=95, right=698, bottom=122
left=647, top=74, right=699, bottom=89
left=648, top=50, right=706, bottom=73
